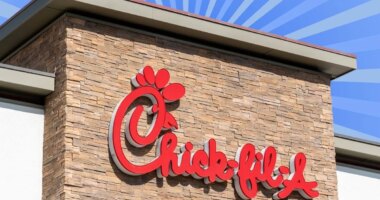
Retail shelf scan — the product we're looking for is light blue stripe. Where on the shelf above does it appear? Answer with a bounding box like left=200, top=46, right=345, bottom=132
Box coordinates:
left=333, top=96, right=380, bottom=118
left=155, top=0, right=163, bottom=5
left=0, top=16, right=6, bottom=25
left=261, top=0, right=328, bottom=32
left=335, top=69, right=380, bottom=83
left=286, top=1, right=380, bottom=39
left=182, top=0, right=189, bottom=12
left=0, top=1, right=20, bottom=18
left=327, top=35, right=380, bottom=53
left=228, top=0, right=254, bottom=23
left=194, top=0, right=202, bottom=14
left=205, top=0, right=217, bottom=17
left=216, top=0, right=234, bottom=20
left=334, top=124, right=380, bottom=143
left=241, top=0, right=282, bottom=27
left=169, top=0, right=176, bottom=9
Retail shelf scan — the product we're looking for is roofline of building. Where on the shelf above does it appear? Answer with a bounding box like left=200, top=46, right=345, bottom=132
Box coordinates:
left=130, top=0, right=356, bottom=59
left=335, top=135, right=380, bottom=170
left=0, top=63, right=55, bottom=96
left=0, top=0, right=356, bottom=78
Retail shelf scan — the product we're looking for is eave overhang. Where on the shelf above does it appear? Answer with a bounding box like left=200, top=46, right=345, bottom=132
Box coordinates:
left=0, top=0, right=356, bottom=78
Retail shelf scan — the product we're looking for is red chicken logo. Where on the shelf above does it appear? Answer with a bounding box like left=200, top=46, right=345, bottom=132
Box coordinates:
left=109, top=66, right=319, bottom=200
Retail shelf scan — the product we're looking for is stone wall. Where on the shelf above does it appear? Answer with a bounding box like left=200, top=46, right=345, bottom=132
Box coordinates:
left=5, top=15, right=336, bottom=200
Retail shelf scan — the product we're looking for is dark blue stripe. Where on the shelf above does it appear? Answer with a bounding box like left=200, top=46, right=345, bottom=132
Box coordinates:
left=333, top=108, right=380, bottom=139
left=175, top=0, right=183, bottom=10
left=162, top=0, right=170, bottom=7
left=332, top=82, right=380, bottom=102
left=199, top=0, right=210, bottom=16
left=356, top=50, right=380, bottom=69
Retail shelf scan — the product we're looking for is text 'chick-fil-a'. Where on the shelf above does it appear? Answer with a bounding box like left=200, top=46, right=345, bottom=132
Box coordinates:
left=108, top=66, right=319, bottom=199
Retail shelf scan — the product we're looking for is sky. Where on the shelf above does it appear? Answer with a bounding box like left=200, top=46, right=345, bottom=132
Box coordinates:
left=1, top=0, right=379, bottom=144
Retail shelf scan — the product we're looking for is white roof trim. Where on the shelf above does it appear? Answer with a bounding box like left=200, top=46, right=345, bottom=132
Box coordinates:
left=335, top=136, right=380, bottom=163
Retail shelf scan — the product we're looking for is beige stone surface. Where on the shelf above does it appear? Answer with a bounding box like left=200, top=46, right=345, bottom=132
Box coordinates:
left=5, top=15, right=337, bottom=200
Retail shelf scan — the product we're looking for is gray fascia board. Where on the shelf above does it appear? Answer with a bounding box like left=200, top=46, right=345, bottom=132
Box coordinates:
left=0, top=63, right=54, bottom=78
left=1, top=0, right=356, bottom=78
left=335, top=136, right=380, bottom=163
left=0, top=64, right=54, bottom=96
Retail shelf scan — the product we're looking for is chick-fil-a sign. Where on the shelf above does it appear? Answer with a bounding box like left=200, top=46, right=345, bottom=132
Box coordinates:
left=109, top=66, right=319, bottom=199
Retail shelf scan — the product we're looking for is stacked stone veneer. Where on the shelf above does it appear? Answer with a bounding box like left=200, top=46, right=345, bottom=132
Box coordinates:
left=5, top=15, right=337, bottom=200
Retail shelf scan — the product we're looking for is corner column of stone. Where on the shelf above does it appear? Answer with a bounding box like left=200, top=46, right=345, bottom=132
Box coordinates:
left=5, top=15, right=338, bottom=200
left=4, top=18, right=67, bottom=199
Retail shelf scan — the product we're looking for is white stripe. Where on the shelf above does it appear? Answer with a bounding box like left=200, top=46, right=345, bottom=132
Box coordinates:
left=242, top=0, right=282, bottom=27
left=286, top=1, right=380, bottom=39
left=194, top=0, right=202, bottom=14
left=155, top=0, right=163, bottom=5
left=0, top=1, right=20, bottom=18
left=205, top=0, right=217, bottom=17
left=335, top=69, right=380, bottom=83
left=183, top=0, right=189, bottom=12
left=228, top=0, right=254, bottom=23
left=216, top=0, right=234, bottom=20
left=327, top=35, right=380, bottom=53
left=334, top=124, right=380, bottom=143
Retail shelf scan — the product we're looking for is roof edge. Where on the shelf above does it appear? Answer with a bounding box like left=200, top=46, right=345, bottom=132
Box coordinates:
left=0, top=63, right=55, bottom=96
left=0, top=0, right=357, bottom=78
left=129, top=0, right=356, bottom=59
left=335, top=136, right=380, bottom=169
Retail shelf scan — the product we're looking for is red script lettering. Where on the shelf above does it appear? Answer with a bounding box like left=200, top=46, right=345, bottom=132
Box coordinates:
left=108, top=66, right=319, bottom=199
